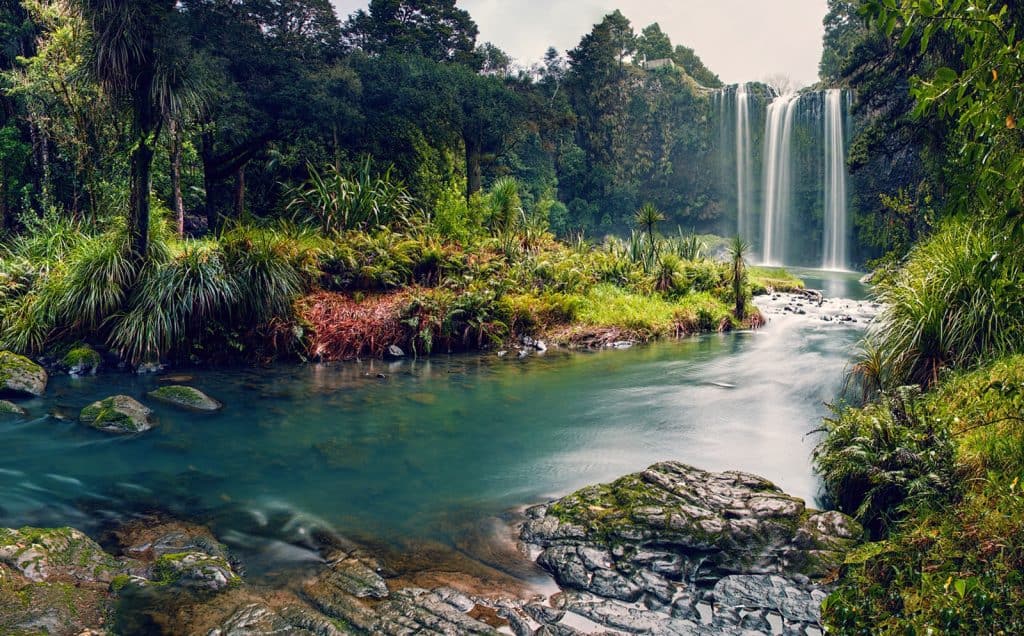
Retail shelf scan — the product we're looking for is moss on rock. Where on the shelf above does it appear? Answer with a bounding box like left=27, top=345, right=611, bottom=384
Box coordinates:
left=80, top=395, right=154, bottom=434
left=0, top=351, right=47, bottom=397
left=61, top=345, right=102, bottom=376
left=147, top=385, right=222, bottom=412
left=0, top=400, right=27, bottom=416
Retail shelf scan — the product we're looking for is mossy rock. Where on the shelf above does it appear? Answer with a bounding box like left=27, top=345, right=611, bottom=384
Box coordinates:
left=0, top=351, right=47, bottom=397
left=80, top=395, right=155, bottom=434
left=0, top=526, right=124, bottom=584
left=61, top=344, right=102, bottom=376
left=0, top=400, right=27, bottom=416
left=147, top=385, right=222, bottom=412
left=0, top=568, right=114, bottom=636
left=153, top=551, right=239, bottom=591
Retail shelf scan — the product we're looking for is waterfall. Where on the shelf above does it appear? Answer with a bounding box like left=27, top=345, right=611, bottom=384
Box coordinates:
left=822, top=89, right=849, bottom=270
left=734, top=83, right=755, bottom=249
left=761, top=93, right=799, bottom=265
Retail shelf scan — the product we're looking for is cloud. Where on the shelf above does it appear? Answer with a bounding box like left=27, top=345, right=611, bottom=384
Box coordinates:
left=330, top=0, right=827, bottom=87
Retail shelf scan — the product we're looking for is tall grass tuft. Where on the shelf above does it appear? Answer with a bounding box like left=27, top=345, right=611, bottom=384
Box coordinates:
left=864, top=218, right=1024, bottom=388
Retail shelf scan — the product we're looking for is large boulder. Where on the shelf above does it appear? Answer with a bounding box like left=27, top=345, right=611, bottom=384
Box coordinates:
left=0, top=526, right=129, bottom=635
left=147, top=385, right=222, bottom=411
left=521, top=462, right=863, bottom=633
left=80, top=395, right=155, bottom=433
left=0, top=351, right=47, bottom=397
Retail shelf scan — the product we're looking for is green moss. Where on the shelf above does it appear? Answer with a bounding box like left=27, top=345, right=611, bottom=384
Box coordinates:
left=80, top=398, right=133, bottom=429
left=149, top=386, right=203, bottom=406
left=60, top=345, right=101, bottom=372
left=748, top=267, right=805, bottom=294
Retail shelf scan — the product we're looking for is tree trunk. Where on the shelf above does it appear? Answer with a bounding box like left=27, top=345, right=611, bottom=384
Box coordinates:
left=0, top=177, right=8, bottom=232
left=233, top=164, right=246, bottom=220
left=170, top=119, right=185, bottom=238
left=465, top=137, right=482, bottom=201
left=129, top=135, right=154, bottom=261
left=202, top=131, right=219, bottom=234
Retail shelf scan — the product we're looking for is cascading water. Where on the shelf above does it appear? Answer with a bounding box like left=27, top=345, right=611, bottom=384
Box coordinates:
left=761, top=93, right=800, bottom=265
left=822, top=89, right=849, bottom=270
left=734, top=83, right=755, bottom=249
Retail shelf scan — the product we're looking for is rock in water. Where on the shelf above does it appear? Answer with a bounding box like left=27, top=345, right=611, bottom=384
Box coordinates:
left=148, top=385, right=223, bottom=411
left=0, top=527, right=130, bottom=635
left=153, top=551, right=239, bottom=591
left=386, top=345, right=405, bottom=358
left=0, top=400, right=26, bottom=416
left=0, top=351, right=47, bottom=397
left=80, top=395, right=155, bottom=433
left=522, top=461, right=863, bottom=632
left=61, top=344, right=102, bottom=376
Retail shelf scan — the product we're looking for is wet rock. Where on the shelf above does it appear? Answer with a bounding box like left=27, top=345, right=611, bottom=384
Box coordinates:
left=61, top=344, right=101, bottom=376
left=535, top=340, right=548, bottom=352
left=136, top=361, right=166, bottom=374
left=0, top=527, right=123, bottom=583
left=153, top=551, right=239, bottom=591
left=0, top=399, right=26, bottom=416
left=207, top=602, right=344, bottom=636
left=0, top=526, right=128, bottom=635
left=373, top=587, right=500, bottom=635
left=148, top=385, right=223, bottom=412
left=712, top=574, right=828, bottom=625
left=525, top=462, right=860, bottom=583
left=80, top=395, right=155, bottom=433
left=387, top=345, right=405, bottom=358
left=311, top=555, right=388, bottom=600
left=0, top=351, right=47, bottom=397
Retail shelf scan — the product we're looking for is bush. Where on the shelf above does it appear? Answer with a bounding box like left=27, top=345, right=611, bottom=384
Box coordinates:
left=814, top=386, right=958, bottom=538
left=864, top=218, right=1024, bottom=389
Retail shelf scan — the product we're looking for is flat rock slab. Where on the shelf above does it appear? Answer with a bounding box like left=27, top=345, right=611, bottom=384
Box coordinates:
left=148, top=385, right=222, bottom=411
left=80, top=395, right=155, bottom=433
left=0, top=351, right=47, bottom=397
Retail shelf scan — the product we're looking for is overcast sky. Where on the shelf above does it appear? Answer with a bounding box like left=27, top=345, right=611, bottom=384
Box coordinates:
left=329, top=1, right=828, bottom=87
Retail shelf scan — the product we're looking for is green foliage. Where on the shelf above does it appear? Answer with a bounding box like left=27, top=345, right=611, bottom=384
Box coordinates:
left=863, top=218, right=1024, bottom=389
left=814, top=386, right=957, bottom=538
left=821, top=356, right=1024, bottom=634
left=485, top=176, right=522, bottom=235
left=863, top=0, right=1024, bottom=232
left=287, top=157, right=417, bottom=234
left=727, top=236, right=748, bottom=319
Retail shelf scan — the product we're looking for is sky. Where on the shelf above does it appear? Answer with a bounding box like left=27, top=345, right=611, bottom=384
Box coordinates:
left=328, top=0, right=828, bottom=88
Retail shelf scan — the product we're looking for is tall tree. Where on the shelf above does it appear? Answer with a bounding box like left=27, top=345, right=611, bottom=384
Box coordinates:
left=637, top=23, right=673, bottom=62
left=343, top=0, right=479, bottom=66
left=78, top=0, right=183, bottom=260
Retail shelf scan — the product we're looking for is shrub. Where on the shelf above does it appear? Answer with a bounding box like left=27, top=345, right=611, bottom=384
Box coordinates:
left=864, top=218, right=1024, bottom=389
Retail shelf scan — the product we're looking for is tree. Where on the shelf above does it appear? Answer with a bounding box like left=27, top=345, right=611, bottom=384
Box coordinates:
left=763, top=73, right=796, bottom=95
left=634, top=202, right=664, bottom=266
left=728, top=236, right=749, bottom=319
left=77, top=0, right=187, bottom=261
left=343, top=0, right=479, bottom=66
left=637, top=23, right=673, bottom=62
left=477, top=42, right=511, bottom=77
left=863, top=0, right=1024, bottom=230
left=672, top=44, right=722, bottom=87
left=819, top=0, right=866, bottom=82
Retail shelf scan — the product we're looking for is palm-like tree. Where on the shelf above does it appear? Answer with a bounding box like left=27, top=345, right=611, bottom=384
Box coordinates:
left=728, top=235, right=749, bottom=319
left=78, top=0, right=197, bottom=260
left=487, top=177, right=522, bottom=235
left=634, top=203, right=664, bottom=268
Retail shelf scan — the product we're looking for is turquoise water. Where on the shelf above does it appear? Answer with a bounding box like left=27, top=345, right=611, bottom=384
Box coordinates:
left=0, top=279, right=869, bottom=575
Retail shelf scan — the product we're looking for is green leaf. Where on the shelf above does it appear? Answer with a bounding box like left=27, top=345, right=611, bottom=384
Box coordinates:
left=934, top=67, right=959, bottom=84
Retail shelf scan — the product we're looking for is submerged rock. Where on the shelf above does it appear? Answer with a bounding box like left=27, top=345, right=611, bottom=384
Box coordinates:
left=61, top=344, right=102, bottom=376
left=80, top=395, right=155, bottom=433
left=0, top=350, right=47, bottom=397
left=148, top=385, right=222, bottom=412
left=0, top=399, right=26, bottom=416
left=386, top=344, right=406, bottom=358
left=207, top=602, right=345, bottom=636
